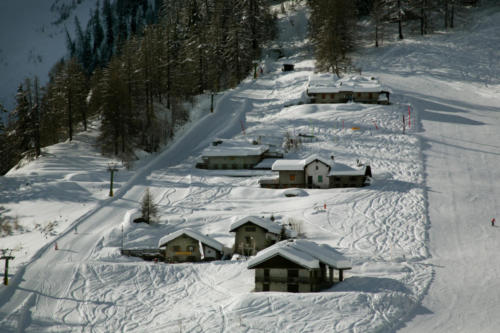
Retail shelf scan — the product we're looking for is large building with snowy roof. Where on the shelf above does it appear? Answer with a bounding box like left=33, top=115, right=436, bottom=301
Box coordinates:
left=247, top=239, right=352, bottom=292
left=259, top=154, right=371, bottom=189
left=158, top=228, right=225, bottom=262
left=196, top=138, right=281, bottom=170
left=306, top=74, right=391, bottom=104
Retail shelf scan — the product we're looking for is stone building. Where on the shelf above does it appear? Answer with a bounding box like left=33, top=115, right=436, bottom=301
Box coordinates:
left=259, top=154, right=371, bottom=189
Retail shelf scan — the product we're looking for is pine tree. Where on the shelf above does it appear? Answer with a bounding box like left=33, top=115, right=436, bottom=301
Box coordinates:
left=99, top=56, right=135, bottom=156
left=52, top=58, right=88, bottom=141
left=309, top=0, right=357, bottom=75
left=12, top=84, right=32, bottom=155
left=31, top=77, right=42, bottom=157
left=92, top=1, right=105, bottom=67
left=140, top=187, right=158, bottom=223
left=102, top=0, right=115, bottom=63
left=0, top=111, right=17, bottom=174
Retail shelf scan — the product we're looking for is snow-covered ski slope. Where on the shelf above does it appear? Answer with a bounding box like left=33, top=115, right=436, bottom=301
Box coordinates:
left=0, top=1, right=498, bottom=332
left=354, top=2, right=500, bottom=332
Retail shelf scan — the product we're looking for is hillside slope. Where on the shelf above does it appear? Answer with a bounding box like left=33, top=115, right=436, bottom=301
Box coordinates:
left=355, top=1, right=500, bottom=332
left=0, top=1, right=498, bottom=332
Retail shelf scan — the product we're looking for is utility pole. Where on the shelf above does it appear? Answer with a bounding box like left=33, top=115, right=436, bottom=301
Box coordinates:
left=204, top=90, right=218, bottom=113
left=1, top=249, right=14, bottom=286
left=252, top=60, right=260, bottom=79
left=107, top=163, right=119, bottom=197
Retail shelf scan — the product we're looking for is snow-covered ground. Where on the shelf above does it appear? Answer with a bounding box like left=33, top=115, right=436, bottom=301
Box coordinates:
left=354, top=2, right=500, bottom=332
left=0, top=1, right=499, bottom=332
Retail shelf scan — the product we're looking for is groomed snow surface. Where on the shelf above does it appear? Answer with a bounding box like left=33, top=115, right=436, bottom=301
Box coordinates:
left=0, top=1, right=499, bottom=332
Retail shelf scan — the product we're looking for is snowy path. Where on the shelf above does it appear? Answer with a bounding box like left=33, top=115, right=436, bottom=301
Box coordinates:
left=397, top=79, right=500, bottom=332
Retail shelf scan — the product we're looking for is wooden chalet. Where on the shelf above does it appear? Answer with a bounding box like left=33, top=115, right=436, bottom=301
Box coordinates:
left=158, top=229, right=224, bottom=263
left=230, top=216, right=295, bottom=256
left=247, top=239, right=352, bottom=292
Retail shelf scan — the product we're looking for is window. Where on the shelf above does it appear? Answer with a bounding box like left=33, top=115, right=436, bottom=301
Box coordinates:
left=287, top=269, right=299, bottom=283
left=245, top=226, right=256, bottom=232
left=318, top=175, right=323, bottom=183
left=264, top=269, right=270, bottom=281
left=289, top=174, right=295, bottom=181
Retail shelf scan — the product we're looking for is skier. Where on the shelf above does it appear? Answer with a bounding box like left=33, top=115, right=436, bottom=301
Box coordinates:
left=492, top=218, right=496, bottom=227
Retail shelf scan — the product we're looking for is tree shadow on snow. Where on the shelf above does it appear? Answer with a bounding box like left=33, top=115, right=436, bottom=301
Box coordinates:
left=369, top=179, right=422, bottom=193
left=331, top=276, right=412, bottom=294
left=396, top=90, right=499, bottom=120
left=422, top=136, right=500, bottom=157
left=0, top=180, right=94, bottom=205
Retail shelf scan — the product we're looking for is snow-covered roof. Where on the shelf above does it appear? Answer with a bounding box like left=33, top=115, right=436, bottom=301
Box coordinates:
left=272, top=154, right=333, bottom=171
left=307, top=74, right=391, bottom=94
left=247, top=239, right=351, bottom=270
left=158, top=228, right=224, bottom=252
left=253, top=158, right=279, bottom=169
left=328, top=163, right=367, bottom=176
left=201, top=139, right=269, bottom=157
left=272, top=159, right=305, bottom=171
left=336, top=76, right=385, bottom=93
left=303, top=155, right=334, bottom=168
left=306, top=73, right=339, bottom=93
left=229, top=216, right=283, bottom=234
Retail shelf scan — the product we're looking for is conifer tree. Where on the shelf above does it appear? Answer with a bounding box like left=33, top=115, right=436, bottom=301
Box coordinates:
left=140, top=187, right=158, bottom=223
left=92, top=1, right=105, bottom=67
left=12, top=84, right=32, bottom=155
left=52, top=58, right=88, bottom=141
left=99, top=56, right=135, bottom=156
left=309, top=0, right=357, bottom=75
left=102, top=0, right=115, bottom=63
